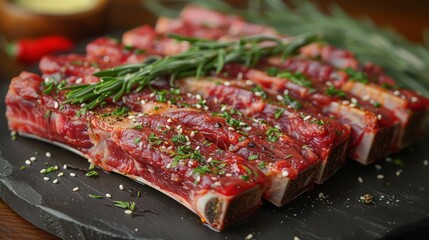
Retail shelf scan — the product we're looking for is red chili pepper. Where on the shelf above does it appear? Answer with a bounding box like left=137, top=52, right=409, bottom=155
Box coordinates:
left=5, top=35, right=75, bottom=64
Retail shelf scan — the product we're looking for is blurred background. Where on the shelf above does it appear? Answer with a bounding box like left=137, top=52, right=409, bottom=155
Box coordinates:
left=0, top=0, right=429, bottom=239
left=1, top=0, right=429, bottom=79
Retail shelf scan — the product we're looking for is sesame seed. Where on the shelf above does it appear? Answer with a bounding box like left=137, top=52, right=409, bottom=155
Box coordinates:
left=186, top=141, right=191, bottom=145
left=223, top=81, right=231, bottom=86
left=318, top=192, right=325, bottom=199
left=377, top=114, right=382, bottom=120
left=225, top=173, right=232, bottom=177
left=203, top=106, right=209, bottom=111
left=349, top=103, right=357, bottom=108
left=10, top=131, right=17, bottom=136
left=195, top=104, right=202, bottom=109
left=54, top=165, right=58, bottom=170
left=303, top=115, right=311, bottom=121
left=228, top=127, right=235, bottom=131
left=167, top=118, right=172, bottom=123
left=80, top=103, right=86, bottom=108
left=282, top=171, right=289, bottom=177
left=220, top=105, right=227, bottom=112
left=283, top=89, right=289, bottom=95
left=185, top=135, right=190, bottom=142
left=166, top=163, right=171, bottom=169
left=411, top=97, right=418, bottom=102
left=358, top=177, right=363, bottom=183
left=342, top=100, right=350, bottom=105
left=53, top=179, right=59, bottom=184
left=245, top=233, right=254, bottom=240
left=207, top=157, right=213, bottom=162
left=277, top=95, right=284, bottom=101
left=374, top=164, right=382, bottom=170
left=53, top=101, right=59, bottom=109
left=396, top=170, right=402, bottom=176
left=135, top=228, right=138, bottom=232
left=75, top=78, right=83, bottom=84
left=124, top=210, right=133, bottom=215
left=25, top=160, right=31, bottom=165
left=63, top=164, right=67, bottom=170
left=57, top=172, right=64, bottom=177
left=70, top=173, right=76, bottom=177
left=423, top=160, right=428, bottom=166
left=72, top=187, right=79, bottom=192
left=245, top=80, right=253, bottom=85
left=140, top=99, right=146, bottom=104
left=245, top=126, right=252, bottom=131
left=128, top=115, right=136, bottom=119
left=254, top=91, right=262, bottom=97
left=40, top=169, right=46, bottom=174
left=29, top=156, right=37, bottom=161
left=43, top=177, right=50, bottom=181
left=377, top=174, right=384, bottom=179
left=119, top=184, right=124, bottom=190
left=45, top=152, right=51, bottom=158
left=195, top=175, right=201, bottom=183
left=393, top=90, right=400, bottom=96
left=362, top=95, right=370, bottom=101
left=105, top=193, right=112, bottom=198
left=186, top=93, right=192, bottom=97
left=165, top=125, right=171, bottom=130
left=149, top=93, right=155, bottom=97
left=195, top=94, right=202, bottom=100
left=351, top=98, right=358, bottom=103
left=385, top=157, right=392, bottom=162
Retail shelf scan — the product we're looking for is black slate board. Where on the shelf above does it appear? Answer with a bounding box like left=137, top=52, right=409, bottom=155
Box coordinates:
left=1, top=80, right=429, bottom=240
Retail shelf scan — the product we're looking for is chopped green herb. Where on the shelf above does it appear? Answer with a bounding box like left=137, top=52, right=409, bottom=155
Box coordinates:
left=258, top=161, right=266, bottom=170
left=283, top=95, right=303, bottom=110
left=88, top=194, right=103, bottom=199
left=154, top=106, right=160, bottom=111
left=85, top=170, right=99, bottom=177
left=325, top=85, right=347, bottom=98
left=392, top=158, right=404, bottom=167
left=132, top=124, right=143, bottom=130
left=274, top=108, right=285, bottom=119
left=133, top=137, right=141, bottom=144
left=266, top=67, right=279, bottom=76
left=137, top=190, right=141, bottom=197
left=44, top=166, right=58, bottom=174
left=240, top=175, right=250, bottom=181
left=171, top=134, right=187, bottom=144
left=44, top=110, right=51, bottom=119
left=193, top=165, right=211, bottom=174
left=111, top=106, right=129, bottom=116
left=238, top=136, right=246, bottom=142
left=148, top=133, right=162, bottom=145
left=373, top=102, right=382, bottom=108
left=285, top=154, right=293, bottom=159
left=344, top=68, right=369, bottom=84
left=20, top=166, right=26, bottom=171
left=171, top=158, right=179, bottom=168
left=265, top=127, right=281, bottom=142
left=251, top=85, right=267, bottom=99
left=247, top=154, right=259, bottom=161
left=114, top=201, right=136, bottom=210
left=277, top=71, right=313, bottom=89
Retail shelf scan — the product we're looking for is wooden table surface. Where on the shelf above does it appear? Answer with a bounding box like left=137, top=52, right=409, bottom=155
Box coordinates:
left=1, top=0, right=428, bottom=239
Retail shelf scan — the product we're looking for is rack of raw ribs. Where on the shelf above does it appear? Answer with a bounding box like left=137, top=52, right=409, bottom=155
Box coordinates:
left=5, top=5, right=429, bottom=231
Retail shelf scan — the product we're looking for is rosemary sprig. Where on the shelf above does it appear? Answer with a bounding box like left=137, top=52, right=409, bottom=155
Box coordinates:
left=146, top=0, right=429, bottom=96
left=62, top=34, right=317, bottom=109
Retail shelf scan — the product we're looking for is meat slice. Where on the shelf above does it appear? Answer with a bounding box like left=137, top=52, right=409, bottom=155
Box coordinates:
left=241, top=68, right=401, bottom=164
left=121, top=90, right=320, bottom=206
left=174, top=77, right=350, bottom=184
left=90, top=111, right=266, bottom=231
left=268, top=57, right=429, bottom=149
left=5, top=72, right=92, bottom=153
